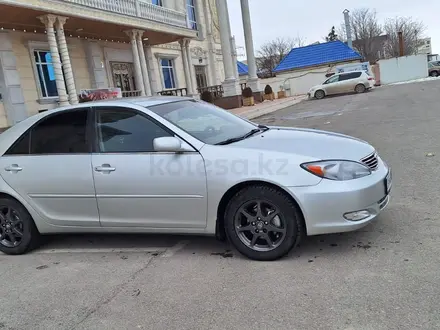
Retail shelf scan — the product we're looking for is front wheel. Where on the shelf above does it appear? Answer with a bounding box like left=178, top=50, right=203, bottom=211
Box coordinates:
left=314, top=90, right=325, bottom=99
left=430, top=71, right=439, bottom=77
left=224, top=185, right=303, bottom=261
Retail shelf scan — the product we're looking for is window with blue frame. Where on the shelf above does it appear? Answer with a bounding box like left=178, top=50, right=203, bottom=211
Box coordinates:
left=152, top=0, right=163, bottom=6
left=186, top=0, right=198, bottom=30
left=160, top=59, right=176, bottom=89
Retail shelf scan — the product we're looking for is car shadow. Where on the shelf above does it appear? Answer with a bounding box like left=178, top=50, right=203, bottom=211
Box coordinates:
left=31, top=217, right=390, bottom=261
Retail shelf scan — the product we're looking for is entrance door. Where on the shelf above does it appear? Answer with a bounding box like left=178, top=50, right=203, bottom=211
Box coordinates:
left=110, top=62, right=137, bottom=95
left=194, top=65, right=207, bottom=91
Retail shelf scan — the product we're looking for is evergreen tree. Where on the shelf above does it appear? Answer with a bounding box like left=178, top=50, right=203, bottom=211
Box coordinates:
left=326, top=26, right=338, bottom=42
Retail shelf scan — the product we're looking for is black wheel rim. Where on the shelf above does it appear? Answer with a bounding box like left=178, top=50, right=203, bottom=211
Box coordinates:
left=0, top=206, right=24, bottom=248
left=234, top=200, right=287, bottom=252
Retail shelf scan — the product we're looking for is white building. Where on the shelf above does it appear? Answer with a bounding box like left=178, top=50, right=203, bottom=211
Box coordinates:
left=0, top=0, right=260, bottom=128
left=418, top=37, right=432, bottom=55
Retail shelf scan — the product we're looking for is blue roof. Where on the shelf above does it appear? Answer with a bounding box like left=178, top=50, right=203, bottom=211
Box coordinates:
left=237, top=61, right=248, bottom=75
left=274, top=40, right=362, bottom=72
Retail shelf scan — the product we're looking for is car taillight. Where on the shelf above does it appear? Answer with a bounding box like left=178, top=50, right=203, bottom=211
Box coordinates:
left=368, top=77, right=374, bottom=81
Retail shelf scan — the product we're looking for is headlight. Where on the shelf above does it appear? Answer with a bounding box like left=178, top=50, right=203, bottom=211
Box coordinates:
left=301, top=160, right=371, bottom=181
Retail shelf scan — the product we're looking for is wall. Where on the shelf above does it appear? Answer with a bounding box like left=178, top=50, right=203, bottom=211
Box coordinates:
left=11, top=32, right=91, bottom=116
left=378, top=55, right=428, bottom=85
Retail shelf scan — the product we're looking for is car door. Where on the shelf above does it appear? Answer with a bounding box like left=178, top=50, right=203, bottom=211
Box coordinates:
left=91, top=106, right=207, bottom=229
left=0, top=107, right=99, bottom=227
left=323, top=74, right=342, bottom=95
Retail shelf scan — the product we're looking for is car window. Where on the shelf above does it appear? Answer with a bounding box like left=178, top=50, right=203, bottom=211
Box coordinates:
left=149, top=100, right=257, bottom=145
left=339, top=72, right=362, bottom=81
left=324, top=75, right=340, bottom=84
left=95, top=107, right=172, bottom=153
left=5, top=109, right=89, bottom=155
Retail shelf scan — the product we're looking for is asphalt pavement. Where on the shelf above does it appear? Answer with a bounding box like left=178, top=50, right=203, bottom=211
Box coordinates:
left=1, top=80, right=439, bottom=330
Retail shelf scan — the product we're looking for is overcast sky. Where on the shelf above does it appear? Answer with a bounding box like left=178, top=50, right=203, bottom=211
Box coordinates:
left=226, top=0, right=438, bottom=60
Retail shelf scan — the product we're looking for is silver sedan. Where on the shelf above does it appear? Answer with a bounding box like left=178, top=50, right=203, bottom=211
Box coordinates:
left=0, top=97, right=391, bottom=260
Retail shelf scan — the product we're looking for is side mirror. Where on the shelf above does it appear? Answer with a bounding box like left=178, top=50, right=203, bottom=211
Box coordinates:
left=153, top=136, right=182, bottom=152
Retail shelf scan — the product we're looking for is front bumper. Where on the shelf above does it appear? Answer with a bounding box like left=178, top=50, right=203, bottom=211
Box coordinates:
left=288, top=158, right=391, bottom=236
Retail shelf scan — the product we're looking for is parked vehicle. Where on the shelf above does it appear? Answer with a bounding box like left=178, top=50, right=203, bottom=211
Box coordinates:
left=428, top=61, right=440, bottom=77
left=0, top=97, right=391, bottom=261
left=308, top=71, right=375, bottom=100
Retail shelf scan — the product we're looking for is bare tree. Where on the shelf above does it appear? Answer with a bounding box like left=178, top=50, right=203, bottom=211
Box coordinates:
left=383, top=17, right=425, bottom=57
left=347, top=8, right=383, bottom=63
left=256, top=37, right=305, bottom=77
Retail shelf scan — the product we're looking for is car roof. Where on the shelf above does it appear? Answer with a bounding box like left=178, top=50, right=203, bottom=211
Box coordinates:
left=0, top=96, right=193, bottom=155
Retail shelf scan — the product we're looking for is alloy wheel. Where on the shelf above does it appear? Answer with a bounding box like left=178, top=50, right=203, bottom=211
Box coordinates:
left=0, top=206, right=24, bottom=248
left=234, top=200, right=287, bottom=252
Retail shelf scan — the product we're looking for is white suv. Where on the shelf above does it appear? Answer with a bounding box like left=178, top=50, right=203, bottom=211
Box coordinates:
left=308, top=71, right=375, bottom=100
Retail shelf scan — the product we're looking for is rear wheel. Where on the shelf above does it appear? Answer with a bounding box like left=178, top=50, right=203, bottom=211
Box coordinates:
left=0, top=198, right=40, bottom=255
left=355, top=84, right=366, bottom=93
left=224, top=185, right=303, bottom=261
left=314, top=90, right=325, bottom=99
left=430, top=71, right=439, bottom=77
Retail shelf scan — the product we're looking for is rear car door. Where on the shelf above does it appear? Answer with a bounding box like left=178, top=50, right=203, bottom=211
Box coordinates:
left=0, top=107, right=99, bottom=227
left=340, top=72, right=362, bottom=92
left=91, top=106, right=207, bottom=229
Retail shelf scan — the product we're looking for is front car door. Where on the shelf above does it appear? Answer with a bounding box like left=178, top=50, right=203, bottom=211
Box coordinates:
left=0, top=107, right=99, bottom=227
left=91, top=106, right=207, bottom=229
left=323, top=74, right=341, bottom=95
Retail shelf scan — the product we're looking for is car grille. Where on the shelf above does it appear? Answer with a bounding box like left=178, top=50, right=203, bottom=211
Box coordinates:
left=360, top=152, right=378, bottom=170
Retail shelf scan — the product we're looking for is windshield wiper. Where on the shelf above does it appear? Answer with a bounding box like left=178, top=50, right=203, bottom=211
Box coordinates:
left=216, top=128, right=262, bottom=145
left=258, top=124, right=270, bottom=132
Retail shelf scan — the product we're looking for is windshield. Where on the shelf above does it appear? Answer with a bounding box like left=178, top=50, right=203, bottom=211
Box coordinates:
left=149, top=100, right=257, bottom=145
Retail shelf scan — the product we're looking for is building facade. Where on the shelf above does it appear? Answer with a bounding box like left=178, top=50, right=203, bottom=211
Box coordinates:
left=0, top=0, right=244, bottom=128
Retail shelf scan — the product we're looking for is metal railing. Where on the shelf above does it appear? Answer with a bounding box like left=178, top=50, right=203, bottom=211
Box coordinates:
left=61, top=0, right=187, bottom=28
left=198, top=85, right=224, bottom=99
left=157, top=88, right=188, bottom=96
left=122, top=90, right=142, bottom=97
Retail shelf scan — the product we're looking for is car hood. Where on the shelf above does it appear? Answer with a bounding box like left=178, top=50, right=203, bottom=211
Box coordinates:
left=229, top=127, right=375, bottom=161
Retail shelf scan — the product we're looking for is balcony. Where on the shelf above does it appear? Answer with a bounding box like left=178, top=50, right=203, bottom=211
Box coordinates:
left=0, top=0, right=196, bottom=44
left=62, top=0, right=187, bottom=28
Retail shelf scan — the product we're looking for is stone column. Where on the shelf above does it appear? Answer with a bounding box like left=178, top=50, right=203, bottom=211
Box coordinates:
left=231, top=36, right=239, bottom=80
left=38, top=14, right=69, bottom=106
left=145, top=45, right=160, bottom=94
left=179, top=39, right=193, bottom=95
left=203, top=0, right=217, bottom=86
left=240, top=0, right=261, bottom=91
left=135, top=30, right=152, bottom=96
left=215, top=0, right=241, bottom=98
left=185, top=42, right=198, bottom=95
left=125, top=30, right=145, bottom=96
left=55, top=16, right=78, bottom=104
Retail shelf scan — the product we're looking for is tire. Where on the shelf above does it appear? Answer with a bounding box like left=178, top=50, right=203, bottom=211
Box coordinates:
left=314, top=90, right=325, bottom=99
left=430, top=71, right=439, bottom=77
left=355, top=84, right=366, bottom=93
left=0, top=198, right=41, bottom=255
left=224, top=185, right=303, bottom=261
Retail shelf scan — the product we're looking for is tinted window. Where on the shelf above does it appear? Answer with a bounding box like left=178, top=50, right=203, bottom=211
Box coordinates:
left=5, top=131, right=31, bottom=155
left=95, top=108, right=172, bottom=153
left=4, top=109, right=89, bottom=155
left=339, top=72, right=362, bottom=81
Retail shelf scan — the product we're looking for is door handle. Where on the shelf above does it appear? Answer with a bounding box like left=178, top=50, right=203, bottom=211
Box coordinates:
left=5, top=164, right=22, bottom=172
left=94, top=164, right=116, bottom=172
